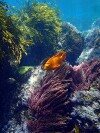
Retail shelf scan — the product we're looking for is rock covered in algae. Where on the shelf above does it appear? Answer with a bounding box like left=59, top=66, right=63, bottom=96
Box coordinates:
left=77, top=21, right=100, bottom=63
left=2, top=59, right=100, bottom=133
left=57, top=22, right=84, bottom=65
left=2, top=66, right=46, bottom=133
left=71, top=87, right=100, bottom=133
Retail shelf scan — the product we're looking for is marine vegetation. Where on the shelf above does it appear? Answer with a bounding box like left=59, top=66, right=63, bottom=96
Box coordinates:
left=11, top=0, right=62, bottom=65
left=28, top=63, right=74, bottom=133
left=17, top=66, right=34, bottom=75
left=0, top=2, right=32, bottom=63
left=27, top=58, right=100, bottom=133
left=0, top=0, right=62, bottom=65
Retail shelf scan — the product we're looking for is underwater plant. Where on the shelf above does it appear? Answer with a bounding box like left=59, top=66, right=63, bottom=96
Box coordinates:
left=72, top=58, right=100, bottom=91
left=17, top=66, right=34, bottom=75
left=27, top=58, right=100, bottom=132
left=0, top=2, right=32, bottom=63
left=28, top=63, right=74, bottom=133
left=11, top=0, right=62, bottom=65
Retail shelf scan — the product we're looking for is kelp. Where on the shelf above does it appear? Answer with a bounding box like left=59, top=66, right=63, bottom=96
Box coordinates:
left=0, top=2, right=32, bottom=63
left=28, top=1, right=61, bottom=43
left=11, top=1, right=62, bottom=59
left=0, top=1, right=62, bottom=64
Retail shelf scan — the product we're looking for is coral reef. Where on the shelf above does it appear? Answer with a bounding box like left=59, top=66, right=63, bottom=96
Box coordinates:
left=57, top=22, right=84, bottom=65
left=71, top=59, right=100, bottom=133
left=0, top=1, right=100, bottom=133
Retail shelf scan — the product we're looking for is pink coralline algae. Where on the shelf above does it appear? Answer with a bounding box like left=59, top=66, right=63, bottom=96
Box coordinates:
left=27, top=58, right=100, bottom=133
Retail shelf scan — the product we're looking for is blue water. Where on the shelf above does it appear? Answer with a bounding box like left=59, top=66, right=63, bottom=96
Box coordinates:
left=4, top=0, right=100, bottom=31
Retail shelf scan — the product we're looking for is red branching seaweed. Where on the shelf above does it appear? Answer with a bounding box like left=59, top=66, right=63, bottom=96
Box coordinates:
left=72, top=58, right=100, bottom=90
left=27, top=59, right=100, bottom=133
left=28, top=63, right=73, bottom=133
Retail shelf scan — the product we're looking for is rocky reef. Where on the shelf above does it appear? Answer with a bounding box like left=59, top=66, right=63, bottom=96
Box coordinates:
left=2, top=66, right=46, bottom=133
left=57, top=22, right=84, bottom=65
left=1, top=58, right=100, bottom=133
left=77, top=19, right=100, bottom=64
left=71, top=88, right=100, bottom=133
left=21, top=22, right=84, bottom=66
left=0, top=1, right=100, bottom=133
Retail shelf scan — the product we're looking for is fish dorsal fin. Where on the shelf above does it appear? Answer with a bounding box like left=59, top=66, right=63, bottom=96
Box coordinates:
left=50, top=51, right=65, bottom=59
left=60, top=52, right=66, bottom=60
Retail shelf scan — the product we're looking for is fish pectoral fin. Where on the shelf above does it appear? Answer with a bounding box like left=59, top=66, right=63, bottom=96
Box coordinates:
left=53, top=64, right=61, bottom=69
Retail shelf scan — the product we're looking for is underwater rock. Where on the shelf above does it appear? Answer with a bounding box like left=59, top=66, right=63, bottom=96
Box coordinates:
left=77, top=25, right=100, bottom=63
left=57, top=22, right=84, bottom=65
left=21, top=22, right=84, bottom=66
left=71, top=87, right=100, bottom=133
left=0, top=59, right=18, bottom=132
left=2, top=66, right=46, bottom=133
left=6, top=78, right=16, bottom=85
left=92, top=18, right=100, bottom=29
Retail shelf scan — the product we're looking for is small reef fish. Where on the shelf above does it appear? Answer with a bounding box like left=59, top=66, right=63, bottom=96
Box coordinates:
left=42, top=50, right=66, bottom=71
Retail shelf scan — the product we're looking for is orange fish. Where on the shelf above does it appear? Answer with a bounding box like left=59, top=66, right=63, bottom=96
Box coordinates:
left=43, top=50, right=66, bottom=71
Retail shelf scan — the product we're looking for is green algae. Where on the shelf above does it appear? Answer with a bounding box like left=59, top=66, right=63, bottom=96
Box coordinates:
left=17, top=66, right=34, bottom=75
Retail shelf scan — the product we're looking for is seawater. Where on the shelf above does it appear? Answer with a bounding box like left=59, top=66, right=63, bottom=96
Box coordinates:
left=4, top=0, right=100, bottom=31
